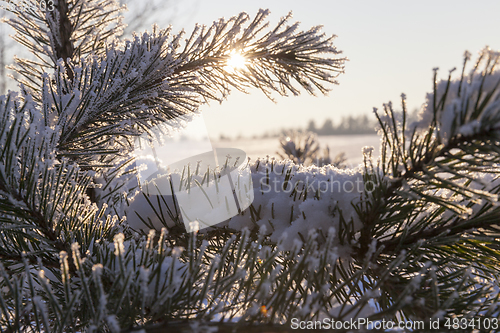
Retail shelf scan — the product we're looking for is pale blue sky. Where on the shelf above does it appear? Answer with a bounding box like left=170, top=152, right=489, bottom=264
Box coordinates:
left=162, top=0, right=500, bottom=138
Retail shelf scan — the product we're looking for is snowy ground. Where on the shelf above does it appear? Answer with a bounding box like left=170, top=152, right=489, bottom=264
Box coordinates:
left=212, top=134, right=381, bottom=167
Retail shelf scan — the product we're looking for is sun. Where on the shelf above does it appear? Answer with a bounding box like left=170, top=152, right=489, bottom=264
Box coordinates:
left=225, top=50, right=247, bottom=71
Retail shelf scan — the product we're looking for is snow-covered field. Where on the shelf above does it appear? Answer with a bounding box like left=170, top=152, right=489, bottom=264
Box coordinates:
left=212, top=134, right=381, bottom=167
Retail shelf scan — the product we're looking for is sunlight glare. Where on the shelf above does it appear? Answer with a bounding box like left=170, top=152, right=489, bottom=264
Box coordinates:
left=225, top=50, right=247, bottom=71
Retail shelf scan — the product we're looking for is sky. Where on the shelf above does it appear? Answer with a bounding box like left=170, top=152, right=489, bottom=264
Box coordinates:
left=153, top=0, right=500, bottom=138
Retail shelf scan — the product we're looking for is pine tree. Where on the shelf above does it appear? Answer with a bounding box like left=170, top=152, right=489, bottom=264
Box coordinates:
left=0, top=1, right=500, bottom=332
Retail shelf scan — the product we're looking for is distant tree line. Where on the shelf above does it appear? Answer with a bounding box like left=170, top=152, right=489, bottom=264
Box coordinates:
left=234, top=110, right=420, bottom=140
left=306, top=109, right=420, bottom=136
left=307, top=114, right=376, bottom=135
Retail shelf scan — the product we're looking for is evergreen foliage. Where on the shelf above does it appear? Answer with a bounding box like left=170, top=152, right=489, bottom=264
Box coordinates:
left=0, top=1, right=499, bottom=332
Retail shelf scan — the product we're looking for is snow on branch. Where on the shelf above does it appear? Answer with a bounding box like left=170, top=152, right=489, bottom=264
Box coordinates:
left=129, top=157, right=368, bottom=258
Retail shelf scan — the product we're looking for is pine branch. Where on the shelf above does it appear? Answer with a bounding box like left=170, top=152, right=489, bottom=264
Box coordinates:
left=2, top=0, right=499, bottom=329
left=172, top=10, right=344, bottom=100
left=5, top=0, right=125, bottom=92
left=0, top=177, right=68, bottom=250
left=14, top=9, right=345, bottom=177
left=48, top=0, right=75, bottom=81
left=335, top=49, right=500, bottom=320
left=356, top=49, right=500, bottom=259
left=0, top=92, right=119, bottom=275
